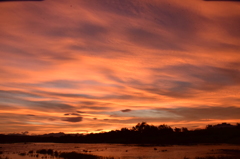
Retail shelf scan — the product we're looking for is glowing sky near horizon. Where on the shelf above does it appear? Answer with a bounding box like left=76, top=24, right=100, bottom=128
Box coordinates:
left=0, top=0, right=240, bottom=134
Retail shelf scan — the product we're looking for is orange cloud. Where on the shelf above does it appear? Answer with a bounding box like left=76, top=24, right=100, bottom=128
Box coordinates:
left=0, top=0, right=240, bottom=134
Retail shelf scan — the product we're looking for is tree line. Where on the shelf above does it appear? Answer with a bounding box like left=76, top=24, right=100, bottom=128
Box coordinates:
left=1, top=122, right=240, bottom=144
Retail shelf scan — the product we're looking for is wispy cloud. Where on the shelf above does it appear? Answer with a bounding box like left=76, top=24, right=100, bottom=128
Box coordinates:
left=62, top=117, right=83, bottom=123
left=121, top=109, right=132, bottom=112
left=0, top=0, right=43, bottom=2
left=0, top=0, right=240, bottom=134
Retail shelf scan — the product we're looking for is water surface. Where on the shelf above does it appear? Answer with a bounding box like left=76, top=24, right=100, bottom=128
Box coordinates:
left=0, top=143, right=239, bottom=159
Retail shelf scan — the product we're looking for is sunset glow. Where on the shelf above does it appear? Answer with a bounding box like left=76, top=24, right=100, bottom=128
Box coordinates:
left=1, top=0, right=240, bottom=134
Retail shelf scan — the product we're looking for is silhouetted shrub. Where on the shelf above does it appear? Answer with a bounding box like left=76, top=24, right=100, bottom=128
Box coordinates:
left=59, top=151, right=114, bottom=159
left=195, top=156, right=240, bottom=159
left=36, top=149, right=54, bottom=155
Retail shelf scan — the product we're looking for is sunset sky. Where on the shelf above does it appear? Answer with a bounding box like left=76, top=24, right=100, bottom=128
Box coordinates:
left=1, top=0, right=240, bottom=135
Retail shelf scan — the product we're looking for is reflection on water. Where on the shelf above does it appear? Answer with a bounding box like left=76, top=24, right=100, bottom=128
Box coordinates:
left=0, top=143, right=239, bottom=159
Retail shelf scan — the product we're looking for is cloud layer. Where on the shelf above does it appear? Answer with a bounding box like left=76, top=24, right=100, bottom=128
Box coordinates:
left=0, top=0, right=240, bottom=134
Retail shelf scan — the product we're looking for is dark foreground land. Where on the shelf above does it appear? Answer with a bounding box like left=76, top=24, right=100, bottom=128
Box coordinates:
left=1, top=122, right=240, bottom=145
left=1, top=148, right=240, bottom=159
left=15, top=149, right=240, bottom=159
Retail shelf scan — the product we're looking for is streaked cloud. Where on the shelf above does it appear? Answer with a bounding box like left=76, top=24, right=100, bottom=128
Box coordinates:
left=62, top=117, right=83, bottom=123
left=0, top=0, right=240, bottom=134
left=121, top=109, right=132, bottom=112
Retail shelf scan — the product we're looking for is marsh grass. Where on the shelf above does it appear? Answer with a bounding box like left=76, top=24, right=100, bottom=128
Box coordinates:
left=34, top=149, right=114, bottom=159
left=18, top=152, right=27, bottom=156
left=184, top=156, right=240, bottom=159
left=59, top=152, right=114, bottom=159
left=196, top=156, right=240, bottom=159
left=14, top=148, right=240, bottom=159
left=219, top=149, right=240, bottom=154
left=36, top=149, right=54, bottom=155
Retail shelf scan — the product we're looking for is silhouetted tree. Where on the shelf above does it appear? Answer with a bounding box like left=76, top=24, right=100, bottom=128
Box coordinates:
left=174, top=127, right=181, bottom=133
left=181, top=127, right=188, bottom=132
left=121, top=128, right=129, bottom=132
left=1, top=122, right=240, bottom=145
left=237, top=123, right=240, bottom=128
left=206, top=124, right=213, bottom=129
left=132, top=122, right=148, bottom=133
left=158, top=124, right=174, bottom=134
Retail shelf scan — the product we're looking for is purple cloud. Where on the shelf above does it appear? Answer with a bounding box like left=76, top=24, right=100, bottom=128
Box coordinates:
left=62, top=117, right=83, bottom=122
left=121, top=109, right=132, bottom=112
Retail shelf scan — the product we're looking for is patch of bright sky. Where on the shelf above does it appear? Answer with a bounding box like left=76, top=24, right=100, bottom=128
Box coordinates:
left=108, top=109, right=182, bottom=118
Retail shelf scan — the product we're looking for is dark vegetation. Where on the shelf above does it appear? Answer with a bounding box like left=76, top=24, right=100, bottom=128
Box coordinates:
left=12, top=148, right=240, bottom=159
left=0, top=149, right=113, bottom=159
left=0, top=148, right=240, bottom=159
left=186, top=156, right=240, bottom=159
left=59, top=152, right=113, bottom=159
left=25, top=149, right=240, bottom=159
left=0, top=122, right=240, bottom=145
left=196, top=155, right=240, bottom=159
left=3, top=148, right=240, bottom=159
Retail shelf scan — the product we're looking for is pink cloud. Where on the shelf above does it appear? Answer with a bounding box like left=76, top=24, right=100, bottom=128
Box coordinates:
left=0, top=0, right=240, bottom=134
